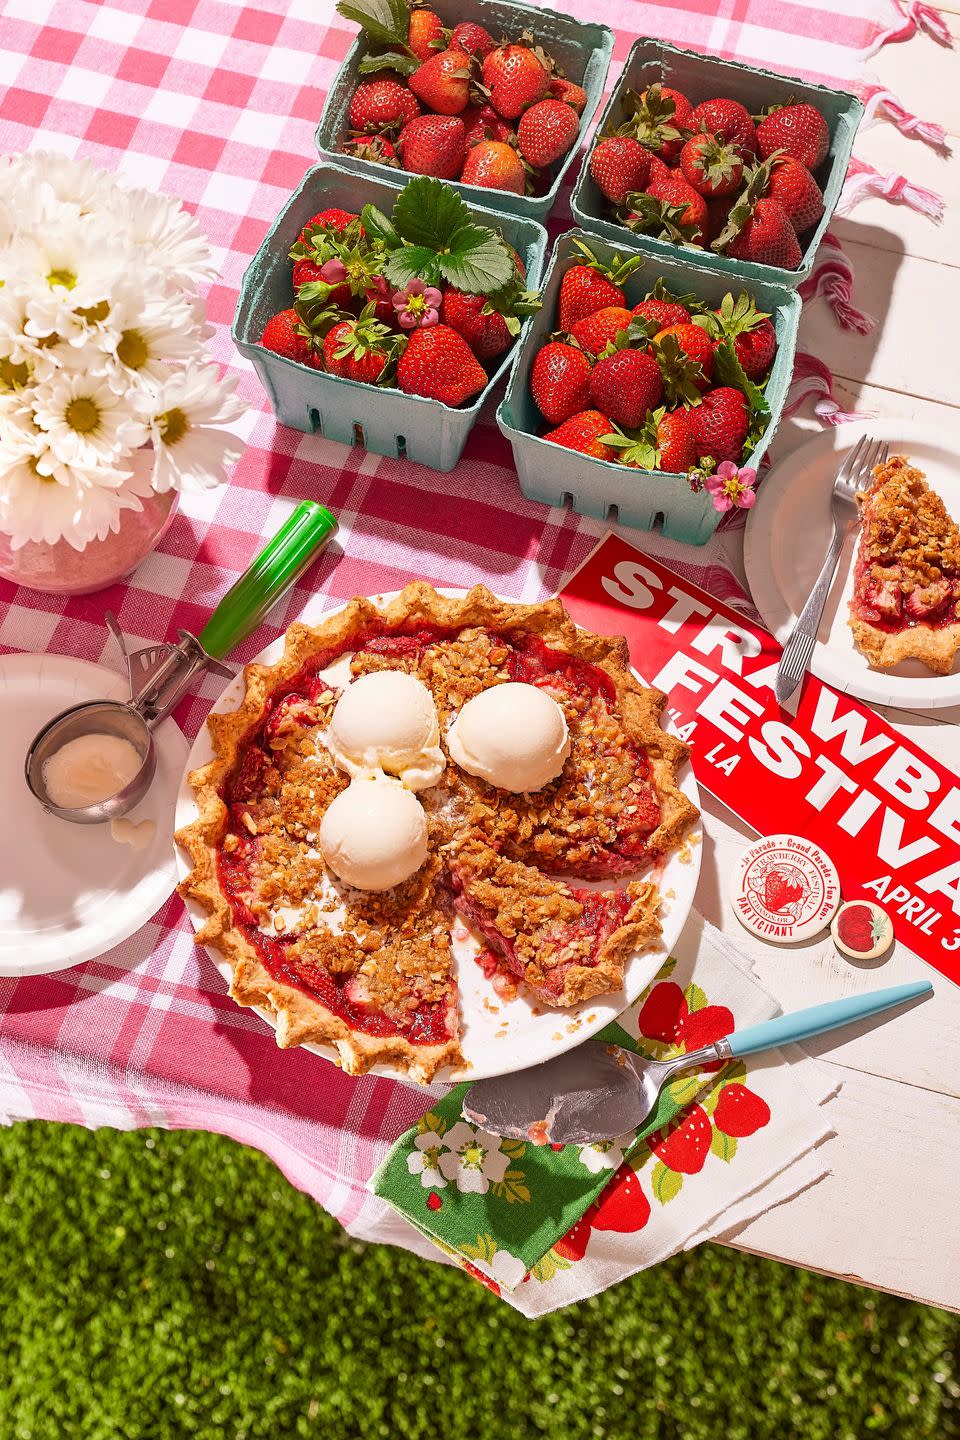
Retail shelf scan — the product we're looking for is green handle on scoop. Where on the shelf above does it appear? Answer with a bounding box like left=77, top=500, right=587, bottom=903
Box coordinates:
left=198, top=501, right=338, bottom=660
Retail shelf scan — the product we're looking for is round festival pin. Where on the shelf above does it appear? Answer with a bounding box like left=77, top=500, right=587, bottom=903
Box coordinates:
left=732, top=834, right=841, bottom=944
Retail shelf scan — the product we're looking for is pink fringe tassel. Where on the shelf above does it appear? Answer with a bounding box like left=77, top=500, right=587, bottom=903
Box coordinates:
left=783, top=352, right=876, bottom=426
left=864, top=0, right=953, bottom=56
left=797, top=234, right=876, bottom=335
left=861, top=85, right=949, bottom=148
left=839, top=154, right=945, bottom=219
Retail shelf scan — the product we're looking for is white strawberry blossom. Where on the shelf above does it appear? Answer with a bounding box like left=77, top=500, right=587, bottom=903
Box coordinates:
left=577, top=1131, right=637, bottom=1174
left=0, top=152, right=242, bottom=551
left=436, top=1120, right=512, bottom=1195
left=406, top=1129, right=447, bottom=1189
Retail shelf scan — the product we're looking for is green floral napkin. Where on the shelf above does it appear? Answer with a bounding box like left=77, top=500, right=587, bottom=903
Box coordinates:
left=371, top=918, right=781, bottom=1293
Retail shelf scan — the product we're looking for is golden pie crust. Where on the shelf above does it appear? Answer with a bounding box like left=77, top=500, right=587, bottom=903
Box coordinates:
left=850, top=455, right=960, bottom=675
left=176, top=583, right=698, bottom=1083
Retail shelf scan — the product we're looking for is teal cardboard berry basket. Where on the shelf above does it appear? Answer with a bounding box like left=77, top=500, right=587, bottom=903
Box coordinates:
left=314, top=0, right=614, bottom=224
left=497, top=228, right=801, bottom=545
left=232, top=161, right=547, bottom=473
left=570, top=38, right=863, bottom=288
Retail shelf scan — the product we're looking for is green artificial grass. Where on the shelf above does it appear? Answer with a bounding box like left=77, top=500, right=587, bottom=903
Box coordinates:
left=0, top=1123, right=958, bottom=1440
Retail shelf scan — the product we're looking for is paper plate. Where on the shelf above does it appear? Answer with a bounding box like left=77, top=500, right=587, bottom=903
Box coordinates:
left=175, top=593, right=702, bottom=1084
left=744, top=420, right=960, bottom=711
left=0, top=653, right=188, bottom=975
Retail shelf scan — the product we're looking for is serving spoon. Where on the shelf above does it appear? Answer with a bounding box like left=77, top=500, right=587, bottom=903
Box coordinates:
left=463, top=980, right=932, bottom=1144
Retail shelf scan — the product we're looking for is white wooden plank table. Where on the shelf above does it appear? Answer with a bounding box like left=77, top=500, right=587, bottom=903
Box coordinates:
left=706, top=10, right=960, bottom=1312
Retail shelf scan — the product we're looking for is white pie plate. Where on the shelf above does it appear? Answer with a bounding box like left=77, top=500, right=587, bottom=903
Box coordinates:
left=744, top=419, right=960, bottom=711
left=175, top=592, right=702, bottom=1085
left=0, top=653, right=188, bottom=975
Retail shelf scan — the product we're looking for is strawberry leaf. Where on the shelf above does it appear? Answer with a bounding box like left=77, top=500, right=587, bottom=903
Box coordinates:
left=359, top=203, right=400, bottom=249
left=358, top=49, right=418, bottom=75
left=710, top=1129, right=738, bottom=1163
left=441, top=228, right=516, bottom=296
left=336, top=0, right=410, bottom=49
left=651, top=1160, right=683, bottom=1205
left=384, top=244, right=442, bottom=288
left=712, top=338, right=771, bottom=455
left=392, top=175, right=472, bottom=250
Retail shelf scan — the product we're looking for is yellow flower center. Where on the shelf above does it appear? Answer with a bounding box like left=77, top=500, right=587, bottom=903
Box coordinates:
left=405, top=293, right=430, bottom=317
left=47, top=268, right=77, bottom=291
left=0, top=357, right=29, bottom=390
left=117, top=329, right=149, bottom=370
left=64, top=396, right=101, bottom=436
left=722, top=476, right=746, bottom=501
left=158, top=407, right=189, bottom=446
left=77, top=299, right=111, bottom=324
left=462, top=1143, right=484, bottom=1167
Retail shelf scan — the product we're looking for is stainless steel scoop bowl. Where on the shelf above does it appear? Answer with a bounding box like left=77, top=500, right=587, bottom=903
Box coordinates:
left=23, top=500, right=338, bottom=825
left=25, top=699, right=157, bottom=825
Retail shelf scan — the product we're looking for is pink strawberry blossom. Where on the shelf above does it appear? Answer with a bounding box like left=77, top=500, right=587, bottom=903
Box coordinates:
left=392, top=277, right=442, bottom=330
left=705, top=461, right=758, bottom=512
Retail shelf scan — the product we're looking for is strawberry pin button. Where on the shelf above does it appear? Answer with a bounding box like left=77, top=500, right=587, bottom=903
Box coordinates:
left=732, top=834, right=841, bottom=944
left=831, top=900, right=894, bottom=961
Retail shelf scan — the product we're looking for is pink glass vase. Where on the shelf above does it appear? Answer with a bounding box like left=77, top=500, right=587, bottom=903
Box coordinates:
left=0, top=488, right=178, bottom=596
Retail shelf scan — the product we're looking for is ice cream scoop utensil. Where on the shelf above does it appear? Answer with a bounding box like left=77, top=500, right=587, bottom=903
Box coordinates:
left=25, top=502, right=337, bottom=824
left=463, top=981, right=933, bottom=1143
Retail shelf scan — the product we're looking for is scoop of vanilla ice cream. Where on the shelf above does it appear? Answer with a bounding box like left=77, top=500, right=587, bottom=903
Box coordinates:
left=446, top=682, right=570, bottom=793
left=319, top=777, right=428, bottom=891
left=324, top=670, right=445, bottom=790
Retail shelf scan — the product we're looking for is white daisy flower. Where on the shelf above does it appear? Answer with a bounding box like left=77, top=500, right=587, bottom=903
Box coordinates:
left=32, top=371, right=146, bottom=470
left=18, top=229, right=139, bottom=344
left=406, top=1130, right=447, bottom=1189
left=102, top=292, right=205, bottom=391
left=0, top=432, right=135, bottom=550
left=13, top=150, right=118, bottom=217
left=113, top=187, right=216, bottom=291
left=144, top=363, right=243, bottom=493
left=437, top=1121, right=512, bottom=1195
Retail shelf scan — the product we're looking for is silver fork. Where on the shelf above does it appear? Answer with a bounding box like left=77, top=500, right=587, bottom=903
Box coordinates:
left=774, top=435, right=888, bottom=706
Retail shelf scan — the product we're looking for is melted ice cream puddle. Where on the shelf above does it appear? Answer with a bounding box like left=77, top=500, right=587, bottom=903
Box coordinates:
left=110, top=817, right=156, bottom=850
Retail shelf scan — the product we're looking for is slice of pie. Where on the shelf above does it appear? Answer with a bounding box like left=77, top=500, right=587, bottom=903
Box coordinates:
left=447, top=834, right=661, bottom=1007
left=176, top=583, right=698, bottom=1083
left=850, top=455, right=960, bottom=674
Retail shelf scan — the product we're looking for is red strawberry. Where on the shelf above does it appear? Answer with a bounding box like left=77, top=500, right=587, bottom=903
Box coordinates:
left=585, top=1164, right=651, bottom=1232
left=481, top=44, right=550, bottom=121
left=530, top=341, right=592, bottom=425
left=450, top=20, right=495, bottom=58
left=260, top=309, right=322, bottom=369
left=679, top=133, right=744, bottom=198
left=426, top=1190, right=442, bottom=1211
left=654, top=322, right=714, bottom=389
left=553, top=1216, right=591, bottom=1261
left=543, top=409, right=616, bottom=460
left=732, top=316, right=776, bottom=379
left=757, top=102, right=830, bottom=169
left=637, top=980, right=688, bottom=1044
left=569, top=305, right=633, bottom=357
left=655, top=408, right=697, bottom=472
left=689, top=386, right=749, bottom=464
left=397, top=114, right=465, bottom=179
left=407, top=7, right=444, bottom=62
left=462, top=102, right=514, bottom=148
left=681, top=1004, right=734, bottom=1066
left=441, top=288, right=511, bottom=361
left=322, top=316, right=390, bottom=384
left=764, top=868, right=804, bottom=912
left=645, top=172, right=708, bottom=245
left=589, top=136, right=651, bottom=205
left=725, top=197, right=802, bottom=269
left=348, top=77, right=420, bottom=134
left=650, top=1105, right=711, bottom=1174
left=590, top=348, right=663, bottom=430
left=705, top=196, right=733, bottom=245
left=631, top=83, right=693, bottom=162
left=713, top=1083, right=771, bottom=1138
left=631, top=296, right=690, bottom=331
left=460, top=139, right=525, bottom=194
left=397, top=323, right=486, bottom=405
left=517, top=98, right=579, bottom=168
left=557, top=244, right=642, bottom=331
left=340, top=135, right=399, bottom=167
left=549, top=76, right=587, bottom=113
left=409, top=49, right=471, bottom=115
left=691, top=97, right=757, bottom=156
left=766, top=156, right=824, bottom=234
left=298, top=207, right=360, bottom=244
left=647, top=152, right=673, bottom=187
left=291, top=257, right=325, bottom=290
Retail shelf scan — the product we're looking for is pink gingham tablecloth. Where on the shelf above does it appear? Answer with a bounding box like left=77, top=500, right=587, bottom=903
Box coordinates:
left=0, top=0, right=921, bottom=1239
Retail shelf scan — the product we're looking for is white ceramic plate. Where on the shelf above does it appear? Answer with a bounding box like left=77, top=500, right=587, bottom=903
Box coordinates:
left=744, top=420, right=960, bottom=711
left=175, top=594, right=702, bottom=1084
left=0, top=653, right=188, bottom=975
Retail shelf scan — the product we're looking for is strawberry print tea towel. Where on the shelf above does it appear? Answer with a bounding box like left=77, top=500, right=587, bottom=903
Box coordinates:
left=373, top=917, right=836, bottom=1313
